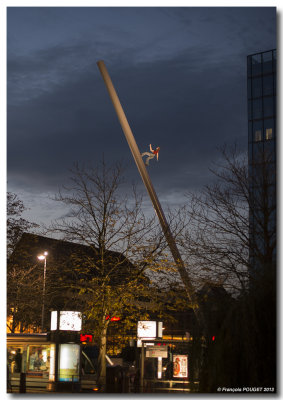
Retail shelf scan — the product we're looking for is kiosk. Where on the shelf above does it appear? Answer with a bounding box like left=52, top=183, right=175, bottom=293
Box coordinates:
left=48, top=311, right=82, bottom=392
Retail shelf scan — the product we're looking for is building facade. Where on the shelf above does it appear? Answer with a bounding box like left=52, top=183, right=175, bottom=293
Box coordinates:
left=247, top=49, right=276, bottom=277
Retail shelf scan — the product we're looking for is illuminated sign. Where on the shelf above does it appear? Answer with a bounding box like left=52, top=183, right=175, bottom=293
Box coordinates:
left=51, top=311, right=82, bottom=331
left=146, top=345, right=168, bottom=358
left=59, top=344, right=80, bottom=382
left=49, top=344, right=56, bottom=382
left=51, top=311, right=58, bottom=331
left=106, top=315, right=121, bottom=321
left=137, top=321, right=163, bottom=347
left=173, top=355, right=188, bottom=378
left=80, top=334, right=93, bottom=343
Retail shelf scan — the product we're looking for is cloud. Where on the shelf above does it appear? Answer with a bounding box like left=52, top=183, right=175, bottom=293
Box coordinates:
left=7, top=44, right=245, bottom=194
left=7, top=7, right=276, bottom=223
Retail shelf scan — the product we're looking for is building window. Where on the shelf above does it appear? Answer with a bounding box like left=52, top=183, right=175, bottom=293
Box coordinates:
left=263, top=75, right=273, bottom=96
left=266, top=128, right=273, bottom=140
left=262, top=51, right=273, bottom=74
left=263, top=96, right=274, bottom=118
left=252, top=77, right=262, bottom=98
left=7, top=346, right=24, bottom=373
left=248, top=78, right=252, bottom=99
left=264, top=140, right=275, bottom=163
left=252, top=54, right=262, bottom=76
left=248, top=100, right=252, bottom=120
left=255, top=130, right=262, bottom=142
left=253, top=98, right=262, bottom=119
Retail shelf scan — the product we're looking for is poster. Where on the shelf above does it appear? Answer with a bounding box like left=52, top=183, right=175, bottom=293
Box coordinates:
left=59, top=344, right=80, bottom=382
left=173, top=355, right=188, bottom=378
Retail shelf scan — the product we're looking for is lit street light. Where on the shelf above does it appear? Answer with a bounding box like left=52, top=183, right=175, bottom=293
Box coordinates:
left=37, top=251, right=48, bottom=332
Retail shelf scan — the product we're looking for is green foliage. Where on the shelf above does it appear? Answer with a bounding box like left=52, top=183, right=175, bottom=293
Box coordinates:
left=48, top=161, right=167, bottom=388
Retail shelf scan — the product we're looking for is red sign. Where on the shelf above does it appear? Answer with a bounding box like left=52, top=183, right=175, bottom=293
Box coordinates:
left=80, top=334, right=93, bottom=343
left=106, top=315, right=121, bottom=321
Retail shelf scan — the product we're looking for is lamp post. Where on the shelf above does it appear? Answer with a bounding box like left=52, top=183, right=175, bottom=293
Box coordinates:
left=37, top=251, right=48, bottom=332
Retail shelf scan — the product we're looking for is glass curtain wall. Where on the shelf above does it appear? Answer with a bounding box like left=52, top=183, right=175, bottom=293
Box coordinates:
left=247, top=49, right=276, bottom=274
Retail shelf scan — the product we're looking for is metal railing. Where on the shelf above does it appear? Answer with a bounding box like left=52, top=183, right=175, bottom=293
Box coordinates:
left=141, top=378, right=199, bottom=393
left=7, top=373, right=80, bottom=393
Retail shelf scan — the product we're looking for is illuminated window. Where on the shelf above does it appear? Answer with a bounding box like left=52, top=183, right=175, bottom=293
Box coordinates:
left=7, top=346, right=24, bottom=373
left=255, top=130, right=262, bottom=142
left=26, top=345, right=51, bottom=379
left=266, top=128, right=273, bottom=140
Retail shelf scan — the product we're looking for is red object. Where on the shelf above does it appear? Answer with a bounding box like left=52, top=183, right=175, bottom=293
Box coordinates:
left=212, top=336, right=215, bottom=341
left=106, top=315, right=121, bottom=321
left=110, top=316, right=121, bottom=321
left=80, top=334, right=93, bottom=343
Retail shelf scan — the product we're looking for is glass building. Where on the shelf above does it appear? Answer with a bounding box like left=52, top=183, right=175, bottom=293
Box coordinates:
left=247, top=49, right=276, bottom=277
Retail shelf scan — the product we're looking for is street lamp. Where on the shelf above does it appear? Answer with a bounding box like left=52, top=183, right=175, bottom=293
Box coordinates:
left=37, top=251, right=48, bottom=332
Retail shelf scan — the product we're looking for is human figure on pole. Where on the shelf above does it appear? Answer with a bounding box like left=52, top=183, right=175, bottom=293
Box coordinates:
left=141, top=144, right=160, bottom=166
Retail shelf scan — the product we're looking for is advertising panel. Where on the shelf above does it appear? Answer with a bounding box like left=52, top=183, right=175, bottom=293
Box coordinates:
left=50, top=311, right=58, bottom=331
left=137, top=321, right=156, bottom=347
left=26, top=345, right=51, bottom=379
left=173, top=355, right=188, bottom=378
left=51, top=311, right=82, bottom=331
left=146, top=345, right=168, bottom=358
left=59, top=344, right=80, bottom=382
left=59, top=311, right=82, bottom=331
left=137, top=321, right=163, bottom=347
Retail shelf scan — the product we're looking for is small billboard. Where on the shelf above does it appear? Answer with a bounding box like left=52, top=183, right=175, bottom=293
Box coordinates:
left=173, top=355, right=188, bottom=378
left=146, top=345, right=168, bottom=358
left=51, top=311, right=82, bottom=331
left=137, top=321, right=163, bottom=347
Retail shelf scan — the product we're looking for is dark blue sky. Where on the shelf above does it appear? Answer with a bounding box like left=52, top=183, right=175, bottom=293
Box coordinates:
left=6, top=6, right=277, bottom=225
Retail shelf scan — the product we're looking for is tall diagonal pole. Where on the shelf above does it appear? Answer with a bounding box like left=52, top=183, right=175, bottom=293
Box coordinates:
left=97, top=60, right=203, bottom=326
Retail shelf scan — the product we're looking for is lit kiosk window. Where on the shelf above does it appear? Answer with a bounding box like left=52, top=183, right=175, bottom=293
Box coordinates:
left=49, top=311, right=82, bottom=391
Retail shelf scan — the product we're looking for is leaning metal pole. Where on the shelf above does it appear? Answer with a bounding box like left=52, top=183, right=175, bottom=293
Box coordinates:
left=97, top=60, right=203, bottom=326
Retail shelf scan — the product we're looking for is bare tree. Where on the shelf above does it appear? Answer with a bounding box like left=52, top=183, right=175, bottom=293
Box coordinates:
left=7, top=193, right=41, bottom=331
left=179, top=145, right=275, bottom=296
left=49, top=160, right=163, bottom=390
left=7, top=263, right=43, bottom=332
left=7, top=192, right=38, bottom=256
left=176, top=145, right=276, bottom=390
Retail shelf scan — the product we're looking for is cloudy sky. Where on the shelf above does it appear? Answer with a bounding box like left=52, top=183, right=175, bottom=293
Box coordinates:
left=6, top=5, right=277, bottom=226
